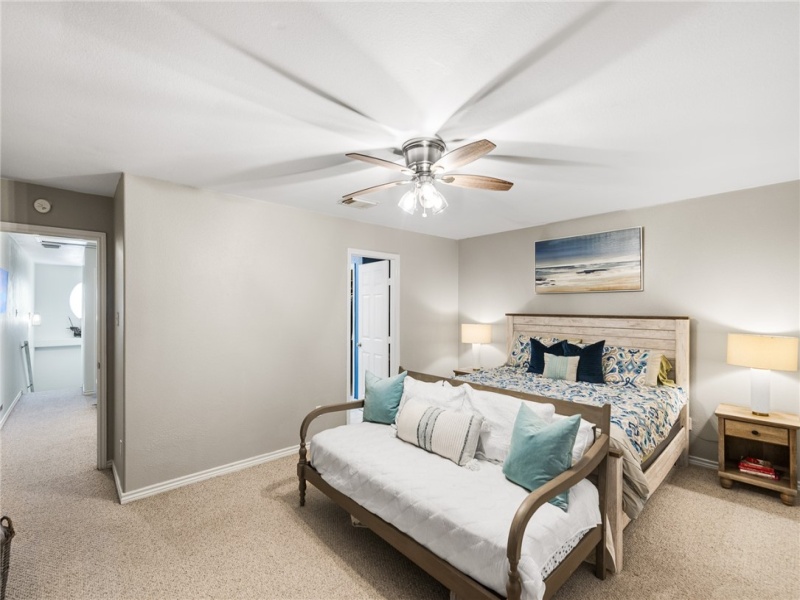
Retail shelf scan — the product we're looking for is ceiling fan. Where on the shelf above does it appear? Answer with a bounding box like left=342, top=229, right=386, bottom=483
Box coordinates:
left=341, top=137, right=513, bottom=217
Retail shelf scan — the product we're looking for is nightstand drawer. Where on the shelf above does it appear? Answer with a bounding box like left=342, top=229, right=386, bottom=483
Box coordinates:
left=725, top=420, right=789, bottom=446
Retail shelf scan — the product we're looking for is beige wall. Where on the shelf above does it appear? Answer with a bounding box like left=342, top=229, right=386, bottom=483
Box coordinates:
left=0, top=178, right=117, bottom=460
left=458, top=181, right=800, bottom=464
left=5, top=173, right=796, bottom=491
left=120, top=175, right=459, bottom=492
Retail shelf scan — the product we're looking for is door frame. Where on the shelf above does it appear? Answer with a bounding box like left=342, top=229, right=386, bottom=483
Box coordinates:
left=1, top=221, right=108, bottom=470
left=346, top=248, right=400, bottom=402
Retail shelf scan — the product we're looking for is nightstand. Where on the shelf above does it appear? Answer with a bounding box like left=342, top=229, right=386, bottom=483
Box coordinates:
left=453, top=367, right=478, bottom=377
left=715, top=403, right=799, bottom=505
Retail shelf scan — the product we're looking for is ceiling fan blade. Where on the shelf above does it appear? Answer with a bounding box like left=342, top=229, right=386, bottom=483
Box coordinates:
left=436, top=3, right=689, bottom=140
left=439, top=174, right=514, bottom=191
left=432, top=140, right=496, bottom=173
left=435, top=4, right=609, bottom=139
left=485, top=154, right=592, bottom=167
left=342, top=180, right=412, bottom=199
left=346, top=153, right=414, bottom=174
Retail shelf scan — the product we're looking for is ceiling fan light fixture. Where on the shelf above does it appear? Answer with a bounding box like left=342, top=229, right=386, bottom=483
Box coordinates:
left=343, top=137, right=509, bottom=218
left=398, top=188, right=418, bottom=215
left=419, top=180, right=447, bottom=215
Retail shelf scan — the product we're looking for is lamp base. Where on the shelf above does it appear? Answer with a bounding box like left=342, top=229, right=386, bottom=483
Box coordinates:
left=750, top=368, right=771, bottom=416
left=472, top=344, right=482, bottom=370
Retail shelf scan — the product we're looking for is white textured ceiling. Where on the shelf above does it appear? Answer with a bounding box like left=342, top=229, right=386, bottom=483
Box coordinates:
left=1, top=2, right=798, bottom=240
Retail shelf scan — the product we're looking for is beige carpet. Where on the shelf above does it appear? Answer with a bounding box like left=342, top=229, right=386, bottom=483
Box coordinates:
left=1, top=389, right=798, bottom=599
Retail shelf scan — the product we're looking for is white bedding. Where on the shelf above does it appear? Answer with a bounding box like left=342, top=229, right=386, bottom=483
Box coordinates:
left=311, top=422, right=601, bottom=600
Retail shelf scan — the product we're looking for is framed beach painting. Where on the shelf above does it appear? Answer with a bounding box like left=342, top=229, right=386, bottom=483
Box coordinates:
left=535, top=227, right=643, bottom=294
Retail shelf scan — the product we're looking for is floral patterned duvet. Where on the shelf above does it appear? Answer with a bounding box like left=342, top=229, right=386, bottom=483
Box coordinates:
left=456, top=366, right=687, bottom=464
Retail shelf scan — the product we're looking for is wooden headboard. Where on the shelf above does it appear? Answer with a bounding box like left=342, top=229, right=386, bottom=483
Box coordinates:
left=506, top=314, right=691, bottom=392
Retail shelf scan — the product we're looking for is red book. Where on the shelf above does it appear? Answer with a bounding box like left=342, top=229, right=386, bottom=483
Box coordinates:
left=740, top=457, right=773, bottom=469
left=738, top=464, right=780, bottom=480
left=738, top=461, right=776, bottom=475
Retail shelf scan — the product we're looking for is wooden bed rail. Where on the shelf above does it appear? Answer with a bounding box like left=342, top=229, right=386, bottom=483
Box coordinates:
left=298, top=400, right=364, bottom=506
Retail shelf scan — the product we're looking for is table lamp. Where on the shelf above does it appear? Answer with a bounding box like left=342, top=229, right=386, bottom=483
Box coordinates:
left=461, top=323, right=492, bottom=370
left=727, top=333, right=799, bottom=415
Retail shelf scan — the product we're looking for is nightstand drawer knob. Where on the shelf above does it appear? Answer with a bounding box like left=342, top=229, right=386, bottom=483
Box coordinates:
left=752, top=430, right=760, bottom=436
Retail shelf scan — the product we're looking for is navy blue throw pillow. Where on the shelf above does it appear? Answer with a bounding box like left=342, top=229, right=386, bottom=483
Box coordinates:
left=561, top=340, right=605, bottom=384
left=527, top=338, right=565, bottom=374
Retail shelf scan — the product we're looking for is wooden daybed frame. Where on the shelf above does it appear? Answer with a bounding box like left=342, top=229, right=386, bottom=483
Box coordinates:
left=298, top=378, right=612, bottom=600
left=502, top=314, right=691, bottom=572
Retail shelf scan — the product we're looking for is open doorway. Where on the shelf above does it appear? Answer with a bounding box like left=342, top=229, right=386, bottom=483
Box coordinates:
left=0, top=222, right=107, bottom=469
left=346, top=249, right=399, bottom=424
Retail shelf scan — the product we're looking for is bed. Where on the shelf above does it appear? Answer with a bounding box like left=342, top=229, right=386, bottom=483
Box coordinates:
left=456, top=314, right=691, bottom=572
left=298, top=378, right=612, bottom=600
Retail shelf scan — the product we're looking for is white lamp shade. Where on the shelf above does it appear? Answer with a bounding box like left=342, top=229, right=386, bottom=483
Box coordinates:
left=727, top=334, right=799, bottom=372
left=462, top=323, right=491, bottom=345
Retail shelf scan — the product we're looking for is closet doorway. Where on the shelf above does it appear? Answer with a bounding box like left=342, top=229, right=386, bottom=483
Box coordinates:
left=1, top=222, right=108, bottom=469
left=347, top=249, right=399, bottom=423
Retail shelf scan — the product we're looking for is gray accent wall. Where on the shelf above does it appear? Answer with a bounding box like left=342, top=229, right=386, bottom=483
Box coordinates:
left=457, top=180, right=800, bottom=464
left=119, top=175, right=459, bottom=492
left=0, top=178, right=116, bottom=460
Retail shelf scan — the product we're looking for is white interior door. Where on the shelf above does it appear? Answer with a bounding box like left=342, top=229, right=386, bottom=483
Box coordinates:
left=356, top=260, right=390, bottom=399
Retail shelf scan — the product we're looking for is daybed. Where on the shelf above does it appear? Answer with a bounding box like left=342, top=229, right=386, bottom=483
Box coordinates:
left=298, top=375, right=612, bottom=600
left=456, top=314, right=692, bottom=572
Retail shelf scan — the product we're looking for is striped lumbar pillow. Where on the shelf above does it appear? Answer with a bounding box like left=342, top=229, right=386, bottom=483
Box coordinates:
left=542, top=353, right=580, bottom=382
left=395, top=398, right=483, bottom=466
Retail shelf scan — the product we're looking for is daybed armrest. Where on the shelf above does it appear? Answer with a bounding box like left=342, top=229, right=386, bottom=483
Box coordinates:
left=505, top=432, right=610, bottom=600
left=297, top=400, right=364, bottom=506
left=299, top=400, right=365, bottom=445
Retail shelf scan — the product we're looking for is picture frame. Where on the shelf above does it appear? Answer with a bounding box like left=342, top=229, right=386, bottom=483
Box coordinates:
left=535, top=227, right=643, bottom=294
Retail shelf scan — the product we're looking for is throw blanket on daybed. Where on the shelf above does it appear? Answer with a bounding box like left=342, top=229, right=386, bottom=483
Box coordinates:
left=457, top=337, right=689, bottom=518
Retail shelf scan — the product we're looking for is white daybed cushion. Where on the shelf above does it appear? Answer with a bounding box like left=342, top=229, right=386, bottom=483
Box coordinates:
left=463, top=384, right=595, bottom=466
left=398, top=375, right=468, bottom=415
left=311, top=422, right=601, bottom=600
left=464, top=385, right=555, bottom=463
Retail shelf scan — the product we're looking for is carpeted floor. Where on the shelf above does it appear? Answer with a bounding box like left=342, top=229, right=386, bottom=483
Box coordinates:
left=0, top=389, right=798, bottom=599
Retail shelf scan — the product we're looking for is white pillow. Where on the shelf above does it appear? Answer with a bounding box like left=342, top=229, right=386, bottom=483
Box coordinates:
left=552, top=413, right=596, bottom=464
left=398, top=376, right=467, bottom=416
left=396, top=398, right=483, bottom=466
left=463, top=384, right=556, bottom=464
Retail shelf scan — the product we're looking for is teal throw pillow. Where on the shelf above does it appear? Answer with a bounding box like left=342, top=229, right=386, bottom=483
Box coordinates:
left=363, top=371, right=408, bottom=424
left=502, top=404, right=581, bottom=511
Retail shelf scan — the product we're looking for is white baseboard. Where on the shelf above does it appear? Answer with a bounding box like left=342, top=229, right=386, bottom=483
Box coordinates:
left=0, top=390, right=23, bottom=430
left=111, top=460, right=124, bottom=503
left=117, top=445, right=299, bottom=504
left=688, top=455, right=717, bottom=470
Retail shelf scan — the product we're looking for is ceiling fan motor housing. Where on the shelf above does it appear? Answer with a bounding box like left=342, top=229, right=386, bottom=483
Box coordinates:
left=402, top=137, right=446, bottom=174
